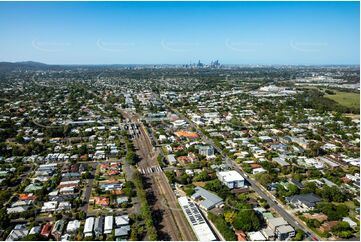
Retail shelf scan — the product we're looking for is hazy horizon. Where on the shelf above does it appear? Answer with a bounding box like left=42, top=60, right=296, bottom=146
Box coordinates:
left=1, top=60, right=361, bottom=67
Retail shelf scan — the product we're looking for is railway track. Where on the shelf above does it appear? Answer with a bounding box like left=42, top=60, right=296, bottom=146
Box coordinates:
left=125, top=106, right=200, bottom=240
left=87, top=90, right=196, bottom=241
left=129, top=114, right=196, bottom=241
left=125, top=114, right=196, bottom=241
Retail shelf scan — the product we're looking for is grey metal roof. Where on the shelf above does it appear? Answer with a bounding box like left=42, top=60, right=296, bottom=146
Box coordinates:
left=191, top=186, right=223, bottom=210
left=272, top=157, right=290, bottom=166
left=94, top=216, right=104, bottom=234
left=286, top=193, right=322, bottom=207
left=114, top=226, right=130, bottom=237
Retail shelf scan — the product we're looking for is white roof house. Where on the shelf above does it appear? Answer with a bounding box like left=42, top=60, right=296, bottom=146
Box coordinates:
left=259, top=136, right=273, bottom=143
left=57, top=201, right=71, bottom=211
left=343, top=217, right=357, bottom=228
left=159, top=135, right=167, bottom=142
left=173, top=119, right=187, bottom=127
left=267, top=216, right=295, bottom=240
left=304, top=158, right=324, bottom=169
left=273, top=157, right=290, bottom=167
left=29, top=226, right=41, bottom=235
left=11, top=200, right=32, bottom=207
left=268, top=217, right=289, bottom=232
left=41, top=201, right=58, bottom=212
left=317, top=157, right=339, bottom=168
left=59, top=180, right=80, bottom=186
left=247, top=231, right=266, bottom=241
left=7, top=206, right=29, bottom=214
left=253, top=167, right=267, bottom=174
left=59, top=187, right=75, bottom=194
left=83, top=217, right=95, bottom=237
left=66, top=220, right=80, bottom=233
left=104, top=216, right=113, bottom=234
left=61, top=234, right=71, bottom=241
left=6, top=228, right=29, bottom=241
left=216, top=170, right=245, bottom=189
left=343, top=158, right=359, bottom=167
left=115, top=215, right=130, bottom=227
left=167, top=154, right=177, bottom=165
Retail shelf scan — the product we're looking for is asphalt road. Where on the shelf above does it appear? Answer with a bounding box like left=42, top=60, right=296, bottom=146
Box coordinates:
left=80, top=162, right=97, bottom=214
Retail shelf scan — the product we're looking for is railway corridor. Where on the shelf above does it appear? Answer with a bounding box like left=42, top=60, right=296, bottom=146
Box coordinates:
left=126, top=112, right=196, bottom=241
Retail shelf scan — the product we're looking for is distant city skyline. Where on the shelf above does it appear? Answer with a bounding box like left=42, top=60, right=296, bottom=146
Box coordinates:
left=0, top=1, right=359, bottom=65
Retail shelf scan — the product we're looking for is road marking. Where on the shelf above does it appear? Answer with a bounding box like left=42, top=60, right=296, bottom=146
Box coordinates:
left=140, top=165, right=162, bottom=174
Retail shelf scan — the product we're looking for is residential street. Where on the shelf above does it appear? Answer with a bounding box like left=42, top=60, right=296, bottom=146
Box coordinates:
left=155, top=92, right=321, bottom=241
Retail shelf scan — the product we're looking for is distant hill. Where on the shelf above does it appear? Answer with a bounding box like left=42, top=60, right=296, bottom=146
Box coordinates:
left=0, top=61, right=59, bottom=72
left=0, top=61, right=150, bottom=72
left=0, top=61, right=129, bottom=72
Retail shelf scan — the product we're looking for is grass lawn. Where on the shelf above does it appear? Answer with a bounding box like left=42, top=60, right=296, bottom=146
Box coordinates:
left=325, top=91, right=360, bottom=110
left=247, top=191, right=261, bottom=200
left=192, top=181, right=206, bottom=187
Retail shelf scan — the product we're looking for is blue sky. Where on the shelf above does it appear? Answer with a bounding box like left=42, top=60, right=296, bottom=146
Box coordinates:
left=0, top=1, right=359, bottom=65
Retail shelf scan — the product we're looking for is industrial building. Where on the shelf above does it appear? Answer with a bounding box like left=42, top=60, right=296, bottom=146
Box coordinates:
left=190, top=186, right=223, bottom=211
left=178, top=197, right=217, bottom=241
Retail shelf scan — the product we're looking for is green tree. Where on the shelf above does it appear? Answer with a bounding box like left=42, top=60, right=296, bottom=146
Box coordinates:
left=123, top=181, right=136, bottom=197
left=224, top=211, right=236, bottom=224
left=287, top=183, right=299, bottom=196
left=233, top=209, right=261, bottom=232
left=204, top=179, right=231, bottom=199
left=293, top=229, right=305, bottom=241
left=306, top=219, right=321, bottom=229
left=81, top=171, right=91, bottom=179
left=0, top=208, right=10, bottom=229
left=164, top=171, right=176, bottom=184
left=241, top=163, right=252, bottom=173
left=208, top=212, right=236, bottom=241
left=316, top=203, right=348, bottom=221
left=255, top=173, right=276, bottom=187
left=302, top=182, right=317, bottom=194
left=193, top=170, right=209, bottom=182
left=21, top=234, right=47, bottom=241
left=331, top=221, right=354, bottom=238
left=317, top=186, right=347, bottom=202
left=126, top=151, right=137, bottom=165
left=178, top=173, right=191, bottom=185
